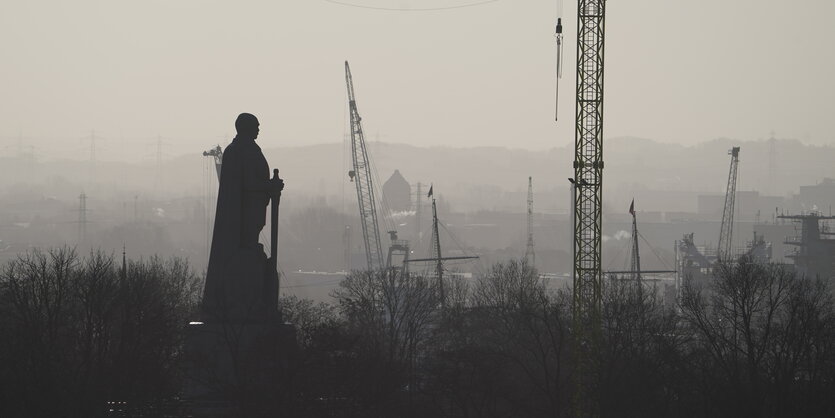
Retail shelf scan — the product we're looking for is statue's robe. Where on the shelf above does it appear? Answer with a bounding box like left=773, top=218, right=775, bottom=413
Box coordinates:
left=202, top=136, right=274, bottom=320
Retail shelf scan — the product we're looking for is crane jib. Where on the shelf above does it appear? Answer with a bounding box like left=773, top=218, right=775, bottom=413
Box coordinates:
left=345, top=61, right=384, bottom=271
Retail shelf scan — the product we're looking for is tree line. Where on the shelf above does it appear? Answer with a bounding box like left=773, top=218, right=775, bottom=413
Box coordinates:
left=0, top=248, right=833, bottom=417
left=0, top=248, right=200, bottom=417
left=283, top=257, right=835, bottom=418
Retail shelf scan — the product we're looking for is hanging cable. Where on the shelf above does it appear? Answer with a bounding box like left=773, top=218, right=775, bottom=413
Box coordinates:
left=366, top=144, right=398, bottom=235
left=438, top=221, right=473, bottom=257
left=554, top=0, right=564, bottom=121
left=324, top=0, right=501, bottom=12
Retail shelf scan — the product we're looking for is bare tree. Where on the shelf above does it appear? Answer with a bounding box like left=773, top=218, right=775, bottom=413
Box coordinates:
left=600, top=275, right=687, bottom=418
left=0, top=247, right=80, bottom=416
left=0, top=248, right=200, bottom=418
left=280, top=294, right=339, bottom=351
left=331, top=268, right=440, bottom=413
left=680, top=256, right=835, bottom=417
left=335, top=268, right=439, bottom=366
left=427, top=259, right=571, bottom=417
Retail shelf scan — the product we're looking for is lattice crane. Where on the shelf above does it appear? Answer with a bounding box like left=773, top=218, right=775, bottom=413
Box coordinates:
left=525, top=177, right=535, bottom=266
left=345, top=61, right=385, bottom=271
left=717, top=147, right=740, bottom=262
left=202, top=145, right=223, bottom=180
left=569, top=1, right=607, bottom=416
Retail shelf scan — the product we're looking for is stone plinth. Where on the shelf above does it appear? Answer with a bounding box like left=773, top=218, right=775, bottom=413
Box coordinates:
left=182, top=319, right=297, bottom=412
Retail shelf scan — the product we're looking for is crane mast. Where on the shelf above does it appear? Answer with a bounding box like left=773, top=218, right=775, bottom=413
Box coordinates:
left=717, top=147, right=740, bottom=262
left=525, top=177, right=535, bottom=266
left=345, top=61, right=384, bottom=271
left=571, top=1, right=606, bottom=416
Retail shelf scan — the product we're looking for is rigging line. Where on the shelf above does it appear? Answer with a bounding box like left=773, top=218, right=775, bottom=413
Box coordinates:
left=342, top=85, right=348, bottom=217
left=324, top=0, right=501, bottom=12
left=348, top=64, right=391, bottom=235
left=438, top=221, right=475, bottom=258
left=637, top=231, right=675, bottom=271
left=366, top=142, right=396, bottom=234
left=277, top=262, right=286, bottom=285
left=604, top=237, right=629, bottom=271
left=350, top=94, right=394, bottom=236
left=414, top=216, right=434, bottom=258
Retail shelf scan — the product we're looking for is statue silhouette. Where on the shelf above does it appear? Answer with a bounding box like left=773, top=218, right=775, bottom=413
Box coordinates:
left=184, top=114, right=296, bottom=407
left=202, top=113, right=283, bottom=320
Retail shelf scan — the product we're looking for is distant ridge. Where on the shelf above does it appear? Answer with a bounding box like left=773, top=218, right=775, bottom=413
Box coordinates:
left=0, top=137, right=831, bottom=213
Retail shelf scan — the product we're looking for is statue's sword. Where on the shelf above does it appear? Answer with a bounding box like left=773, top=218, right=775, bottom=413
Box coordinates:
left=271, top=168, right=281, bottom=293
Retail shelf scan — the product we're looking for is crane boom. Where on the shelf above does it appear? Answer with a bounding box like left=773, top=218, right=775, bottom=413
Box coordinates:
left=717, top=147, right=740, bottom=262
left=345, top=61, right=384, bottom=271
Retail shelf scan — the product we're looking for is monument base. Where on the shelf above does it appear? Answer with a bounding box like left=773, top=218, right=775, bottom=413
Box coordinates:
left=202, top=246, right=279, bottom=323
left=182, top=319, right=297, bottom=414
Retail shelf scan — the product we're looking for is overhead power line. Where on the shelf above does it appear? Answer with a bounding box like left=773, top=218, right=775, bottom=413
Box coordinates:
left=324, top=0, right=501, bottom=12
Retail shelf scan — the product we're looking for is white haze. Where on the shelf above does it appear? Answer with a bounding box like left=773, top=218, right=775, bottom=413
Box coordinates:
left=1, top=0, right=834, bottom=163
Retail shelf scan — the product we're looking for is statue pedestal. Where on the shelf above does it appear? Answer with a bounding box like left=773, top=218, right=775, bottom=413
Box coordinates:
left=182, top=319, right=297, bottom=413
left=188, top=241, right=291, bottom=414
left=202, top=246, right=279, bottom=322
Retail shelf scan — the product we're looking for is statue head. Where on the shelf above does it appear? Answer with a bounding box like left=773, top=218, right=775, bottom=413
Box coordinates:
left=235, top=113, right=260, bottom=140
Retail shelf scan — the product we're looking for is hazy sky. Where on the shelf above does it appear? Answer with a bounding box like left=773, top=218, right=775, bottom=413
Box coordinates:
left=1, top=0, right=834, bottom=161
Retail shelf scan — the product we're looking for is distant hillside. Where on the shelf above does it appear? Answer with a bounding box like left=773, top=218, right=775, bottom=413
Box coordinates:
left=266, top=137, right=835, bottom=213
left=1, top=137, right=832, bottom=214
